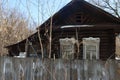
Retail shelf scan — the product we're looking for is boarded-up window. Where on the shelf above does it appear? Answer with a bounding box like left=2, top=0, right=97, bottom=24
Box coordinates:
left=59, top=38, right=76, bottom=59
left=83, top=37, right=100, bottom=60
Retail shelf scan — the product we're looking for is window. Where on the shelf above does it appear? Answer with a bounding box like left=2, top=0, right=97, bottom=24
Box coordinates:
left=83, top=37, right=100, bottom=60
left=59, top=38, right=76, bottom=59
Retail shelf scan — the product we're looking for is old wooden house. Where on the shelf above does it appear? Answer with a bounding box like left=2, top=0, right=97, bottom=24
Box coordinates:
left=5, top=0, right=120, bottom=60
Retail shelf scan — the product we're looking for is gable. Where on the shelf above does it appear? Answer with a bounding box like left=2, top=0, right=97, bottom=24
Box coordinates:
left=53, top=0, right=120, bottom=26
left=39, top=0, right=120, bottom=28
left=62, top=12, right=110, bottom=25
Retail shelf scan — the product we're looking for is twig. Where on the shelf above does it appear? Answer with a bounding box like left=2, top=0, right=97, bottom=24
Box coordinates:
left=37, top=0, right=44, bottom=59
left=38, top=29, right=44, bottom=58
left=49, top=17, right=53, bottom=58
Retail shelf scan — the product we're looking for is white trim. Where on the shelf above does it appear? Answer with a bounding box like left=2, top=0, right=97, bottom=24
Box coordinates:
left=59, top=38, right=76, bottom=59
left=83, top=37, right=100, bottom=60
left=61, top=25, right=94, bottom=28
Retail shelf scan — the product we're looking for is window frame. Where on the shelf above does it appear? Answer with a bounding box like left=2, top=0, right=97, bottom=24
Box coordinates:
left=83, top=37, right=100, bottom=60
left=59, top=38, right=76, bottom=59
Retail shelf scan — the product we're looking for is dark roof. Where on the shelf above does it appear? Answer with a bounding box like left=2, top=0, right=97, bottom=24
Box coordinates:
left=37, top=0, right=120, bottom=29
left=5, top=32, right=38, bottom=48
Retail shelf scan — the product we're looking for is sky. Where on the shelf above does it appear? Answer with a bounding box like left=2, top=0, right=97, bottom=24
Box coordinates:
left=5, top=0, right=71, bottom=27
left=2, top=0, right=117, bottom=28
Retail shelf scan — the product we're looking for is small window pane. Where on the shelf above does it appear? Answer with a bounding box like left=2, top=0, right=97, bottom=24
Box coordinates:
left=86, top=45, right=97, bottom=60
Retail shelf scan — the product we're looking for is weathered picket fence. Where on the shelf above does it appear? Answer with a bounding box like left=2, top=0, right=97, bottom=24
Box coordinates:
left=0, top=57, right=120, bottom=80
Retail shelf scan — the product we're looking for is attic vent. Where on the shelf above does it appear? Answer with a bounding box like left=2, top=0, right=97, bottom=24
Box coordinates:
left=76, top=12, right=83, bottom=23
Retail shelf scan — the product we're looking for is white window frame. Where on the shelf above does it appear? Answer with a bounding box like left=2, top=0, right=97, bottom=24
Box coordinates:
left=83, top=37, right=100, bottom=60
left=59, top=38, right=76, bottom=59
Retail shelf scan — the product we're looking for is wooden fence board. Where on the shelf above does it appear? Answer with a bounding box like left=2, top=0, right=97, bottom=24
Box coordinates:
left=0, top=57, right=119, bottom=80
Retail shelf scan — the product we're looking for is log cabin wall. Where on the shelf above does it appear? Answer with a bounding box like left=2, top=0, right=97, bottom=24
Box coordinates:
left=52, top=29, right=115, bottom=60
